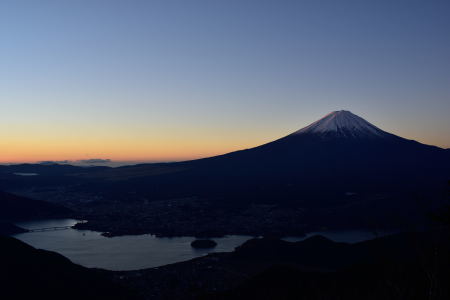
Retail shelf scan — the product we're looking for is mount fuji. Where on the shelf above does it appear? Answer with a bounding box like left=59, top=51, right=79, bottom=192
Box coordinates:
left=92, top=110, right=449, bottom=205
left=292, top=110, right=389, bottom=138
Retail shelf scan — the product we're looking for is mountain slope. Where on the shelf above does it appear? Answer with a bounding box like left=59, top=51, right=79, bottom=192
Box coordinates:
left=114, top=230, right=450, bottom=300
left=0, top=190, right=73, bottom=221
left=0, top=236, right=137, bottom=300
left=97, top=110, right=449, bottom=197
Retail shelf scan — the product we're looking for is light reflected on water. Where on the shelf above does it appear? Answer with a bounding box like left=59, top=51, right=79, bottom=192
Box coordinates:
left=14, top=219, right=253, bottom=271
left=283, top=229, right=396, bottom=243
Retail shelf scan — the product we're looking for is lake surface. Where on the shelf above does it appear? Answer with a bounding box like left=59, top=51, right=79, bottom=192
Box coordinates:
left=14, top=219, right=396, bottom=271
left=14, top=219, right=254, bottom=271
left=283, top=230, right=396, bottom=243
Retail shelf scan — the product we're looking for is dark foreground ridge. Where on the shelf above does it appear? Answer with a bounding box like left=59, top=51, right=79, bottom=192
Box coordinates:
left=109, top=229, right=450, bottom=300
left=0, top=190, right=73, bottom=221
left=2, top=218, right=450, bottom=299
left=0, top=222, right=28, bottom=235
left=0, top=235, right=138, bottom=300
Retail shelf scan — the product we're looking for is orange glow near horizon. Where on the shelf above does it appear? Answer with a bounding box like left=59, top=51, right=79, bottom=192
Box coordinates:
left=0, top=130, right=277, bottom=164
left=0, top=140, right=244, bottom=163
left=2, top=128, right=449, bottom=164
left=2, top=111, right=449, bottom=164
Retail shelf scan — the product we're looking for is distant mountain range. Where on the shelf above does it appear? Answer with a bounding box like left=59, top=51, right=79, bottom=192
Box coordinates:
left=3, top=110, right=449, bottom=192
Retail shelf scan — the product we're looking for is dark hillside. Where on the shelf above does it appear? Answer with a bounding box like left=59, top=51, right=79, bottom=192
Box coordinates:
left=0, top=236, right=138, bottom=300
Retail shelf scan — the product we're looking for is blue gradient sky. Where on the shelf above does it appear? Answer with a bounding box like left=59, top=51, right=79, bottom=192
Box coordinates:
left=1, top=0, right=449, bottom=163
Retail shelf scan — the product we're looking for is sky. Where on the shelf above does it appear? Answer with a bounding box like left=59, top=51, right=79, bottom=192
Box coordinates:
left=1, top=0, right=449, bottom=164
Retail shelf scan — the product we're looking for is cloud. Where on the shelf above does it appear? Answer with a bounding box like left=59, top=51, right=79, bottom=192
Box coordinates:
left=77, top=159, right=111, bottom=164
left=39, top=160, right=71, bottom=165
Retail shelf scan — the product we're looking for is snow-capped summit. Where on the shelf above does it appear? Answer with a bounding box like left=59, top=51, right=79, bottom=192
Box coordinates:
left=292, top=110, right=388, bottom=138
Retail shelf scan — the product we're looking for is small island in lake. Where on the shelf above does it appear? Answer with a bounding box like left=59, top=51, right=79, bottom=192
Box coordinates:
left=191, top=239, right=217, bottom=249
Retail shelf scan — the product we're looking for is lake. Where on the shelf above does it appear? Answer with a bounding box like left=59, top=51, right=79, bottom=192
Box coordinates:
left=13, top=219, right=395, bottom=271
left=282, top=229, right=395, bottom=243
left=13, top=219, right=254, bottom=271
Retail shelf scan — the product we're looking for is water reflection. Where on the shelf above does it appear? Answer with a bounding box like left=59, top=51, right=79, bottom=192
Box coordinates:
left=283, top=229, right=396, bottom=243
left=14, top=219, right=253, bottom=271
